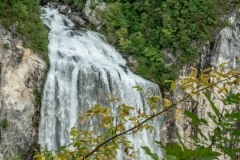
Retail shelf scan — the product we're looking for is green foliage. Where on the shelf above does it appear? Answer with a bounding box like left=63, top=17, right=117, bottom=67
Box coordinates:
left=2, top=118, right=8, bottom=129
left=3, top=43, right=9, bottom=49
left=100, top=0, right=237, bottom=89
left=0, top=0, right=49, bottom=66
left=67, top=0, right=87, bottom=4
left=153, top=90, right=240, bottom=160
left=34, top=88, right=42, bottom=103
left=142, top=65, right=240, bottom=160
left=141, top=146, right=159, bottom=160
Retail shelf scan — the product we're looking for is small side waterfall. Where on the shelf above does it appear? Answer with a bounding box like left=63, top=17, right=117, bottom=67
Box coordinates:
left=39, top=4, right=164, bottom=159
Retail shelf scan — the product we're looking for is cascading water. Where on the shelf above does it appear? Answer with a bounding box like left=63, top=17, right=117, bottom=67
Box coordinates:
left=39, top=4, right=164, bottom=159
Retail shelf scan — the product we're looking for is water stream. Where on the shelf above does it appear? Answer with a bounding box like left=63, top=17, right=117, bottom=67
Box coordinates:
left=39, top=4, right=164, bottom=159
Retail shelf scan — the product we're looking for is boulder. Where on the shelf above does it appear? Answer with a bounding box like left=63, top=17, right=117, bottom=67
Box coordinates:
left=58, top=5, right=70, bottom=14
left=83, top=0, right=107, bottom=30
left=69, top=12, right=86, bottom=26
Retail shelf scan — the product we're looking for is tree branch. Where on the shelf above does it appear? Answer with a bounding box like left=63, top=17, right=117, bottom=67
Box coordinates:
left=84, top=73, right=240, bottom=158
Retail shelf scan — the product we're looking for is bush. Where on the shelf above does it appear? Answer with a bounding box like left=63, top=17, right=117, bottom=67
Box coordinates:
left=0, top=0, right=49, bottom=66
left=100, top=0, right=237, bottom=89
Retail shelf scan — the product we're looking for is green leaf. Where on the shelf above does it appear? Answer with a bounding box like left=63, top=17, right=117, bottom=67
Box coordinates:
left=156, top=141, right=182, bottom=157
left=222, top=91, right=240, bottom=105
left=141, top=146, right=159, bottom=160
left=225, top=112, right=240, bottom=119
left=175, top=130, right=187, bottom=150
left=129, top=116, right=137, bottom=121
left=203, top=89, right=221, bottom=118
left=184, top=111, right=200, bottom=123
left=132, top=86, right=143, bottom=92
left=232, top=130, right=240, bottom=136
left=164, top=80, right=176, bottom=90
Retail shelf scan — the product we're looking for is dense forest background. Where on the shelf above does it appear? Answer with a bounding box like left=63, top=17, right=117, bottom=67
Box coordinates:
left=99, top=0, right=240, bottom=89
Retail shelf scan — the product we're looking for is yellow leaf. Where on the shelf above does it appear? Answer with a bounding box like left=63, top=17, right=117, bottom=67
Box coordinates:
left=129, top=152, right=137, bottom=159
left=224, top=87, right=228, bottom=94
left=192, top=102, right=198, bottom=109
left=99, top=123, right=109, bottom=128
left=80, top=115, right=87, bottom=122
left=123, top=140, right=132, bottom=149
left=176, top=115, right=183, bottom=120
left=134, top=121, right=140, bottom=127
left=176, top=108, right=183, bottom=114
left=109, top=93, right=114, bottom=99
left=177, top=102, right=183, bottom=105
left=218, top=87, right=226, bottom=94
left=203, top=67, right=212, bottom=73
left=54, top=156, right=62, bottom=160
left=140, top=113, right=148, bottom=118
left=218, top=62, right=228, bottom=68
left=164, top=80, right=176, bottom=90
left=102, top=108, right=111, bottom=117
left=102, top=116, right=113, bottom=123
left=149, top=126, right=155, bottom=133
left=152, top=108, right=157, bottom=113
left=226, top=81, right=234, bottom=86
left=189, top=66, right=198, bottom=77
left=163, top=99, right=172, bottom=107
left=132, top=129, right=138, bottom=134
left=33, top=155, right=46, bottom=160
left=234, top=80, right=239, bottom=86
left=108, top=99, right=115, bottom=103
left=132, top=86, right=143, bottom=92
left=108, top=94, right=119, bottom=102
left=129, top=117, right=137, bottom=121
left=144, top=124, right=151, bottom=130
left=117, top=123, right=125, bottom=132
left=191, top=91, right=200, bottom=96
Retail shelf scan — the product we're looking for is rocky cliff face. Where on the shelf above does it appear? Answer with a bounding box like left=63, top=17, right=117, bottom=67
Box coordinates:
left=45, top=0, right=107, bottom=30
left=165, top=10, right=240, bottom=160
left=0, top=25, right=47, bottom=159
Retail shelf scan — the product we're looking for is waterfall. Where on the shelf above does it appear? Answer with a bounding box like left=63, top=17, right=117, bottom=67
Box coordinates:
left=39, top=4, right=164, bottom=159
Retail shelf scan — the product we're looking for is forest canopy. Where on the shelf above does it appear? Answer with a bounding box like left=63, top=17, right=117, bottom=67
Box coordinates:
left=97, top=0, right=240, bottom=89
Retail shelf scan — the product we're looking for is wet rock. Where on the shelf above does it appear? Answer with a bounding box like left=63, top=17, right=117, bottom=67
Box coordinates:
left=58, top=5, right=70, bottom=14
left=69, top=12, right=86, bottom=26
left=83, top=0, right=107, bottom=30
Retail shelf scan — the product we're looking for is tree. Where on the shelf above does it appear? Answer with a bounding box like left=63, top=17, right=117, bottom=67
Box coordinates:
left=34, top=63, right=240, bottom=160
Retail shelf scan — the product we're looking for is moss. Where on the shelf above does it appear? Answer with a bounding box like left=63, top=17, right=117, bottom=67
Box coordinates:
left=3, top=43, right=9, bottom=49
left=2, top=118, right=8, bottom=129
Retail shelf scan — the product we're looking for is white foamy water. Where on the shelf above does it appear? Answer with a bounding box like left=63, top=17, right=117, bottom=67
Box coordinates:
left=39, top=4, right=164, bottom=159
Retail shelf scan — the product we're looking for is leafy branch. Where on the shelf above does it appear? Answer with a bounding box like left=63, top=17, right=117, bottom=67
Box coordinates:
left=84, top=68, right=240, bottom=158
left=34, top=65, right=240, bottom=160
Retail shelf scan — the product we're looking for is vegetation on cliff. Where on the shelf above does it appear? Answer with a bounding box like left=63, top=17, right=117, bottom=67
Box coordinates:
left=97, top=0, right=240, bottom=89
left=0, top=0, right=49, bottom=65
